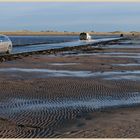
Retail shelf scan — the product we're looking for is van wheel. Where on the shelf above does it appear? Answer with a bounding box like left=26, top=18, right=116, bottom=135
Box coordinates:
left=6, top=50, right=10, bottom=54
left=6, top=45, right=12, bottom=54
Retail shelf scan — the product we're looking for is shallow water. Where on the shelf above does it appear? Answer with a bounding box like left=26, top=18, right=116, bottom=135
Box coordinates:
left=49, top=63, right=79, bottom=66
left=53, top=51, right=140, bottom=58
left=105, top=40, right=140, bottom=48
left=98, top=52, right=140, bottom=59
left=105, top=75, right=140, bottom=81
left=11, top=37, right=121, bottom=54
left=99, top=52, right=140, bottom=55
left=10, top=35, right=119, bottom=46
left=0, top=68, right=93, bottom=77
left=0, top=68, right=140, bottom=81
left=10, top=36, right=79, bottom=46
left=112, top=63, right=140, bottom=66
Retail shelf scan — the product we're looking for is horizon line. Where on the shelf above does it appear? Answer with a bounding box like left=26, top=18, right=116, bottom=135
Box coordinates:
left=0, top=30, right=140, bottom=32
left=0, top=0, right=140, bottom=2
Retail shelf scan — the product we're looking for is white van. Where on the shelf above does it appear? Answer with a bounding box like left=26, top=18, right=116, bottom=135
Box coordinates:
left=0, top=35, right=12, bottom=54
left=79, top=32, right=91, bottom=40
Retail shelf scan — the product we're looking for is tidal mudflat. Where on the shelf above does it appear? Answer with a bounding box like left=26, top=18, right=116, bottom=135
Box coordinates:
left=0, top=37, right=140, bottom=138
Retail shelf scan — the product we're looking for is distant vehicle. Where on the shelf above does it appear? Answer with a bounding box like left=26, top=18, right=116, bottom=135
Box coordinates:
left=120, top=34, right=124, bottom=37
left=79, top=32, right=91, bottom=40
left=0, top=35, right=12, bottom=54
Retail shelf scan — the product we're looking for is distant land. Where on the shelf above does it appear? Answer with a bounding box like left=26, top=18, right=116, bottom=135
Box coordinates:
left=0, top=31, right=140, bottom=36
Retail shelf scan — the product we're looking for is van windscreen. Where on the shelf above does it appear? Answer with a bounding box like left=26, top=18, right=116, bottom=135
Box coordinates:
left=0, top=36, right=9, bottom=42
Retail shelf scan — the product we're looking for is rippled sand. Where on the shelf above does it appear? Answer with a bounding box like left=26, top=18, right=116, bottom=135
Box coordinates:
left=0, top=39, right=140, bottom=138
left=0, top=78, right=140, bottom=138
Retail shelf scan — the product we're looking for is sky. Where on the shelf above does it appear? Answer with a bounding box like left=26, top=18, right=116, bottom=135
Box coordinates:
left=0, top=2, right=140, bottom=32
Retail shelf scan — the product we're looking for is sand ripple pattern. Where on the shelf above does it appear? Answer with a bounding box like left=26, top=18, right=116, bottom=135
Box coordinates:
left=0, top=78, right=140, bottom=137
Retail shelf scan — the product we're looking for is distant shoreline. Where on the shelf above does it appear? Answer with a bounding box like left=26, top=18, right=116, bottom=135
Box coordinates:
left=0, top=31, right=140, bottom=36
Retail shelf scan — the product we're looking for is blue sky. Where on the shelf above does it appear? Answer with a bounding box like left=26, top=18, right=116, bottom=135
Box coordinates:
left=0, top=2, right=140, bottom=32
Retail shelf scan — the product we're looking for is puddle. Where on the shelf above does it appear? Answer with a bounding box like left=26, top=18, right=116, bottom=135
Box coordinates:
left=93, top=52, right=140, bottom=56
left=99, top=52, right=140, bottom=55
left=53, top=51, right=140, bottom=58
left=107, top=45, right=140, bottom=49
left=103, top=40, right=140, bottom=48
left=49, top=63, right=79, bottom=66
left=0, top=92, right=140, bottom=113
left=111, top=55, right=140, bottom=59
left=0, top=68, right=94, bottom=78
left=112, top=63, right=140, bottom=66
left=105, top=75, right=140, bottom=81
left=56, top=52, right=94, bottom=57
left=0, top=68, right=140, bottom=80
left=96, top=71, right=140, bottom=81
left=96, top=52, right=140, bottom=59
left=105, top=44, right=140, bottom=49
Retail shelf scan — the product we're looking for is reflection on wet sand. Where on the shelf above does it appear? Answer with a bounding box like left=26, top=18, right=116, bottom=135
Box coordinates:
left=0, top=68, right=140, bottom=80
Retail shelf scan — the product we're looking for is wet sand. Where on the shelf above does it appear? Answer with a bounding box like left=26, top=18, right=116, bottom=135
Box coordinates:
left=58, top=106, right=140, bottom=138
left=0, top=38, right=140, bottom=138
